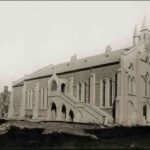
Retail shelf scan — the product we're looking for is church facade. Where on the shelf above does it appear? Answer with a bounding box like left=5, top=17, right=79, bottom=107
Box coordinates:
left=8, top=17, right=150, bottom=126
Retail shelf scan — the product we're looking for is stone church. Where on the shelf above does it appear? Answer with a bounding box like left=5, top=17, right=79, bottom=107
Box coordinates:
left=8, top=17, right=150, bottom=126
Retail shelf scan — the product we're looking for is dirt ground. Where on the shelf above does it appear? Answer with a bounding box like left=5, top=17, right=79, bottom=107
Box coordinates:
left=0, top=119, right=150, bottom=149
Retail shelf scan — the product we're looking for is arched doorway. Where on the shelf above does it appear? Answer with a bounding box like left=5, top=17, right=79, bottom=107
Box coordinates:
left=69, top=110, right=74, bottom=122
left=143, top=104, right=147, bottom=124
left=61, top=105, right=66, bottom=121
left=61, top=83, right=66, bottom=93
left=51, top=103, right=57, bottom=120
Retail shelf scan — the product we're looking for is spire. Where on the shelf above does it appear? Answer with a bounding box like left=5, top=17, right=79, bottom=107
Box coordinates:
left=142, top=16, right=148, bottom=30
left=133, top=25, right=138, bottom=37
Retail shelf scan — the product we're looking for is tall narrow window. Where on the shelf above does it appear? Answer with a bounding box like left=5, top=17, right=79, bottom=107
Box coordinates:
left=145, top=73, right=149, bottom=97
left=51, top=80, right=57, bottom=91
left=102, top=80, right=106, bottom=107
left=79, top=83, right=81, bottom=101
left=149, top=82, right=150, bottom=97
left=109, top=79, right=113, bottom=106
left=131, top=77, right=136, bottom=95
left=40, top=88, right=44, bottom=109
left=44, top=88, right=48, bottom=109
left=84, top=82, right=87, bottom=103
left=115, top=73, right=117, bottom=98
left=61, top=83, right=65, bottom=93
left=30, top=90, right=33, bottom=109
left=88, top=78, right=91, bottom=104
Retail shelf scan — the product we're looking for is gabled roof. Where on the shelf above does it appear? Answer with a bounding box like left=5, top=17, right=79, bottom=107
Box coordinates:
left=13, top=47, right=131, bottom=87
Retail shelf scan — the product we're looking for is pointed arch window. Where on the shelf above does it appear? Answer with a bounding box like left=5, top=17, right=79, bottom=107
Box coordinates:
left=79, top=83, right=81, bottom=101
left=102, top=80, right=106, bottom=107
left=51, top=80, right=57, bottom=91
left=131, top=77, right=136, bottom=95
left=84, top=82, right=87, bottom=103
left=109, top=79, right=113, bottom=106
left=145, top=73, right=149, bottom=97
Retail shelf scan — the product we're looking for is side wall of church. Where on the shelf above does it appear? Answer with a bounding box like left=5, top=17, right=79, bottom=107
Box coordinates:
left=13, top=62, right=120, bottom=120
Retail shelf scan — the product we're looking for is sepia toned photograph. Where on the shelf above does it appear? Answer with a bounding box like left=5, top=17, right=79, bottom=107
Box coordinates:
left=0, top=1, right=150, bottom=149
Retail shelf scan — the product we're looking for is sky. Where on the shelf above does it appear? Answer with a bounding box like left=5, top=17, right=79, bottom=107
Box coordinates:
left=0, top=1, right=150, bottom=91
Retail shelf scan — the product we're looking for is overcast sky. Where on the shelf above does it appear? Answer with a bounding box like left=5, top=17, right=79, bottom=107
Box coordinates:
left=0, top=1, right=150, bottom=91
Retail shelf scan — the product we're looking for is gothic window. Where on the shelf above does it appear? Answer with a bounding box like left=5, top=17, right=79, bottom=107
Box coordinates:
left=27, top=90, right=33, bottom=109
left=40, top=88, right=48, bottom=109
left=84, top=82, right=87, bottom=103
left=145, top=73, right=149, bottom=97
left=109, top=79, right=113, bottom=106
left=51, top=80, right=57, bottom=91
left=115, top=73, right=117, bottom=98
left=79, top=83, right=81, bottom=101
left=102, top=80, right=106, bottom=107
left=149, top=81, right=150, bottom=97
left=44, top=88, right=48, bottom=109
left=61, top=83, right=65, bottom=93
left=27, top=91, right=30, bottom=109
left=40, top=88, right=44, bottom=109
left=88, top=77, right=91, bottom=104
left=30, top=90, right=33, bottom=109
left=131, top=77, right=136, bottom=95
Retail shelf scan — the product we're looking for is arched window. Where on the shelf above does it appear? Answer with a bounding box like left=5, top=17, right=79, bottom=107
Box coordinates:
left=51, top=80, right=57, bottom=91
left=149, top=81, right=150, bottom=97
left=40, top=88, right=44, bottom=109
left=79, top=83, right=81, bottom=101
left=30, top=90, right=33, bottom=109
left=109, top=79, right=113, bottom=106
left=61, top=83, right=65, bottom=93
left=88, top=77, right=91, bottom=104
left=27, top=91, right=30, bottom=109
left=115, top=73, right=117, bottom=98
left=131, top=77, right=136, bottom=94
left=102, top=80, right=106, bottom=107
left=44, top=88, right=48, bottom=109
left=145, top=73, right=149, bottom=97
left=84, top=82, right=87, bottom=103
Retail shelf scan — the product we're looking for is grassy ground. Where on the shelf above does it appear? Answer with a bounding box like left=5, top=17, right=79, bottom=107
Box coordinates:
left=0, top=119, right=150, bottom=149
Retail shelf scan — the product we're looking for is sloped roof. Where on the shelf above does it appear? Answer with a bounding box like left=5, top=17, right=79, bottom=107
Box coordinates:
left=13, top=47, right=131, bottom=86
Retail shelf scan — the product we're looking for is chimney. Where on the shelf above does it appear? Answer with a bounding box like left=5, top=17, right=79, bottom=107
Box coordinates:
left=71, top=54, right=77, bottom=63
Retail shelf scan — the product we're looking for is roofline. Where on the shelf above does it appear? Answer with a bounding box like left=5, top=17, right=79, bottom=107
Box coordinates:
left=24, top=61, right=120, bottom=82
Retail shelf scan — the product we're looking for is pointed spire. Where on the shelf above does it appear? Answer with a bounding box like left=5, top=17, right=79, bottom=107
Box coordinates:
left=142, top=16, right=148, bottom=30
left=133, top=25, right=138, bottom=37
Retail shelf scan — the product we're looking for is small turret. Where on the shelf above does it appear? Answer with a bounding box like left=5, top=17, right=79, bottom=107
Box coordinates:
left=139, top=16, right=150, bottom=41
left=133, top=25, right=139, bottom=47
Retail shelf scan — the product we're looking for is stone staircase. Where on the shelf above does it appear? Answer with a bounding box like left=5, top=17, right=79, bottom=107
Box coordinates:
left=58, top=92, right=113, bottom=125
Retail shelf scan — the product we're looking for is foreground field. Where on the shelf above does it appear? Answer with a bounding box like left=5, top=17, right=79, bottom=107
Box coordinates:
left=0, top=119, right=150, bottom=149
